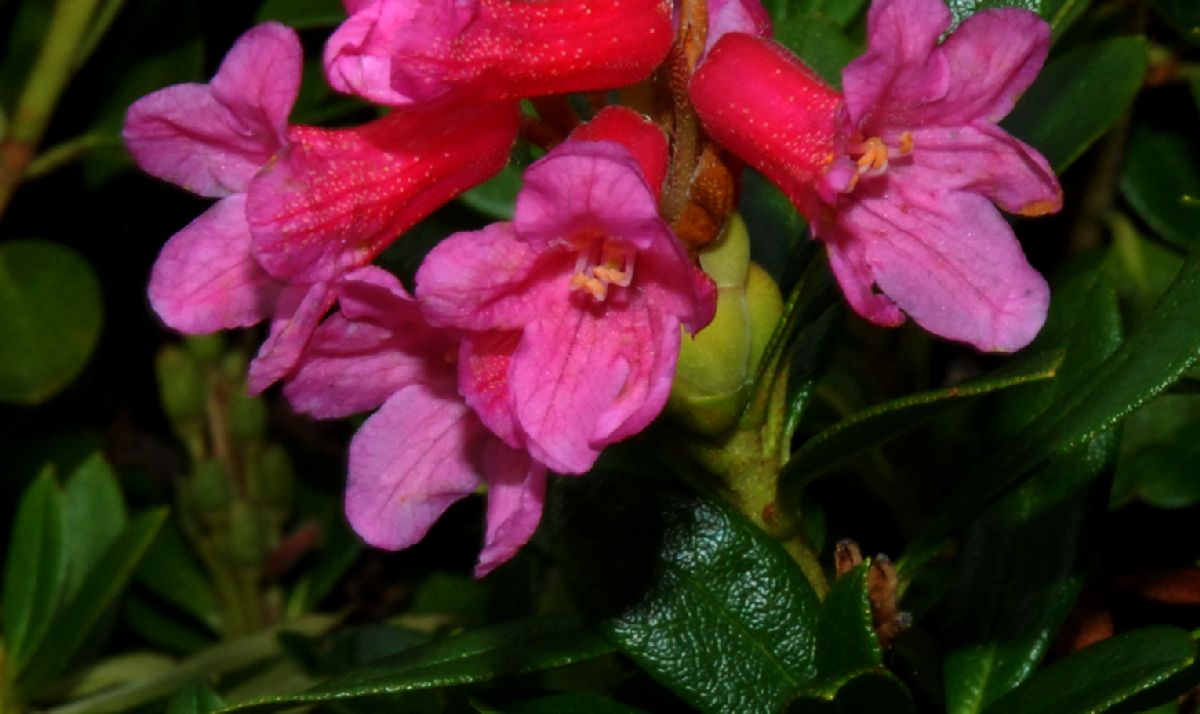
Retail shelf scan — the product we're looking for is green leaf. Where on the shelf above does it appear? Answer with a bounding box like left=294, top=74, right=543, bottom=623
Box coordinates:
left=945, top=0, right=1037, bottom=28
left=256, top=0, right=346, bottom=28
left=779, top=349, right=1062, bottom=499
left=1003, top=36, right=1147, bottom=172
left=19, top=508, right=168, bottom=688
left=285, top=523, right=362, bottom=619
left=983, top=627, right=1197, bottom=714
left=62, top=454, right=127, bottom=598
left=764, top=0, right=867, bottom=27
left=1041, top=0, right=1094, bottom=38
left=1, top=468, right=67, bottom=675
left=1120, top=120, right=1200, bottom=248
left=167, top=681, right=226, bottom=714
left=902, top=248, right=1200, bottom=575
left=941, top=432, right=1113, bottom=714
left=773, top=14, right=858, bottom=87
left=739, top=170, right=807, bottom=287
left=0, top=241, right=103, bottom=404
left=1112, top=418, right=1200, bottom=509
left=553, top=469, right=821, bottom=714
left=459, top=164, right=523, bottom=220
left=491, top=694, right=649, bottom=714
left=1153, top=0, right=1200, bottom=44
left=808, top=563, right=882, bottom=697
left=135, top=520, right=221, bottom=632
left=217, top=618, right=613, bottom=712
left=788, top=671, right=917, bottom=713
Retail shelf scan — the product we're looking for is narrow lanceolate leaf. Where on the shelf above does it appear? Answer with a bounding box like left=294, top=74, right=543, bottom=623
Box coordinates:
left=491, top=694, right=650, bottom=714
left=19, top=509, right=168, bottom=689
left=553, top=470, right=821, bottom=714
left=902, top=248, right=1200, bottom=575
left=1003, top=36, right=1147, bottom=172
left=218, top=618, right=613, bottom=712
left=778, top=349, right=1062, bottom=502
left=942, top=432, right=1114, bottom=714
left=1120, top=120, right=1200, bottom=249
left=2, top=469, right=67, bottom=675
left=62, top=454, right=128, bottom=598
left=166, top=681, right=226, bottom=714
left=807, top=563, right=882, bottom=698
left=982, top=627, right=1197, bottom=714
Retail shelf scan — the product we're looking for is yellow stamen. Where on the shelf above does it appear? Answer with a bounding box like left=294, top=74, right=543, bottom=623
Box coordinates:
left=856, top=137, right=889, bottom=174
left=897, top=131, right=914, bottom=156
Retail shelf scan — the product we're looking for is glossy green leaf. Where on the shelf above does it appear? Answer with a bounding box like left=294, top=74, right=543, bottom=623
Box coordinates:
left=788, top=671, right=917, bottom=714
left=0, top=241, right=103, bottom=404
left=809, top=563, right=882, bottom=697
left=553, top=469, right=821, bottom=714
left=218, top=618, right=613, bottom=712
left=773, top=14, right=858, bottom=87
left=1, top=468, right=67, bottom=675
left=256, top=0, right=346, bottom=28
left=1112, top=418, right=1200, bottom=509
left=983, top=627, right=1197, bottom=714
left=903, top=248, right=1200, bottom=575
left=942, top=432, right=1113, bottom=714
left=167, top=681, right=226, bottom=714
left=20, top=508, right=168, bottom=688
left=1041, top=0, right=1094, bottom=38
left=740, top=170, right=807, bottom=286
left=459, top=164, right=523, bottom=220
left=1003, top=36, right=1147, bottom=172
left=779, top=349, right=1062, bottom=499
left=135, top=520, right=221, bottom=632
left=1120, top=120, right=1200, bottom=248
left=492, top=694, right=649, bottom=714
left=62, top=454, right=127, bottom=598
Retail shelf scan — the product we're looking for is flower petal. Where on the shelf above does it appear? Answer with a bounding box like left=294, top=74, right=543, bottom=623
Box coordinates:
left=690, top=34, right=841, bottom=217
left=920, top=6, right=1050, bottom=125
left=510, top=294, right=669, bottom=474
left=475, top=440, right=547, bottom=577
left=459, top=331, right=524, bottom=449
left=123, top=24, right=299, bottom=196
left=248, top=281, right=335, bottom=394
left=247, top=102, right=520, bottom=282
left=416, top=221, right=559, bottom=331
left=835, top=185, right=1049, bottom=351
left=148, top=195, right=281, bottom=332
left=283, top=313, right=436, bottom=418
left=841, top=0, right=951, bottom=131
left=907, top=122, right=1061, bottom=216
left=325, top=0, right=672, bottom=107
left=515, top=141, right=665, bottom=252
left=346, top=384, right=485, bottom=550
left=567, top=107, right=669, bottom=199
left=705, top=0, right=772, bottom=54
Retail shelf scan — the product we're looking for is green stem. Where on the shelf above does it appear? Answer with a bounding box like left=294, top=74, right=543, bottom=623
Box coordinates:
left=24, top=134, right=118, bottom=180
left=0, top=0, right=106, bottom=216
left=43, top=616, right=336, bottom=714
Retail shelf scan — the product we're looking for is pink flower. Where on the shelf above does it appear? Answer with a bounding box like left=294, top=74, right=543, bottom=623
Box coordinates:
left=690, top=0, right=1062, bottom=352
left=417, top=108, right=716, bottom=474
left=676, top=0, right=771, bottom=55
left=125, top=23, right=521, bottom=393
left=285, top=266, right=547, bottom=577
left=324, top=0, right=674, bottom=108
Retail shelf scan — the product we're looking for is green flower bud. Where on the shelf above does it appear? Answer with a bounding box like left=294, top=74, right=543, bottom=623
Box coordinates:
left=247, top=443, right=295, bottom=516
left=221, top=350, right=247, bottom=381
left=226, top=500, right=269, bottom=566
left=187, top=458, right=235, bottom=528
left=227, top=390, right=268, bottom=444
left=155, top=346, right=205, bottom=427
left=698, top=213, right=751, bottom=289
left=185, top=334, right=224, bottom=364
left=745, top=263, right=784, bottom=377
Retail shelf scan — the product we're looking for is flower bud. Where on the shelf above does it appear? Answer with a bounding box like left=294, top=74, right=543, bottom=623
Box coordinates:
left=185, top=334, right=224, bottom=364
left=247, top=443, right=295, bottom=517
left=698, top=213, right=751, bottom=288
left=225, top=500, right=269, bottom=566
left=745, top=263, right=784, bottom=376
left=155, top=346, right=205, bottom=427
left=186, top=458, right=235, bottom=528
left=227, top=390, right=267, bottom=444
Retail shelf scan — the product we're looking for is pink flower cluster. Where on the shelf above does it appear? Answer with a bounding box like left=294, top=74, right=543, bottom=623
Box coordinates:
left=125, top=0, right=1061, bottom=574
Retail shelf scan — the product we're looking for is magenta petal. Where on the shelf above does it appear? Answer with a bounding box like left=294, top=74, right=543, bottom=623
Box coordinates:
left=923, top=7, right=1050, bottom=125
left=822, top=229, right=905, bottom=328
left=842, top=0, right=952, bottom=130
left=148, top=195, right=281, bottom=333
left=475, top=440, right=547, bottom=577
left=248, top=282, right=335, bottom=394
left=907, top=123, right=1061, bottom=216
left=346, top=384, right=485, bottom=550
left=510, top=297, right=665, bottom=474
left=839, top=187, right=1049, bottom=351
left=124, top=84, right=273, bottom=197
left=324, top=0, right=424, bottom=106
left=416, top=222, right=553, bottom=330
left=209, top=23, right=302, bottom=147
left=637, top=227, right=718, bottom=334
left=459, top=332, right=523, bottom=449
left=283, top=313, right=436, bottom=418
left=515, top=141, right=664, bottom=252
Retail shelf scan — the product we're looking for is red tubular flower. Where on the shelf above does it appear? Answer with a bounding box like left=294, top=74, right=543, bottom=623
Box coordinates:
left=324, top=0, right=675, bottom=108
left=246, top=101, right=522, bottom=284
